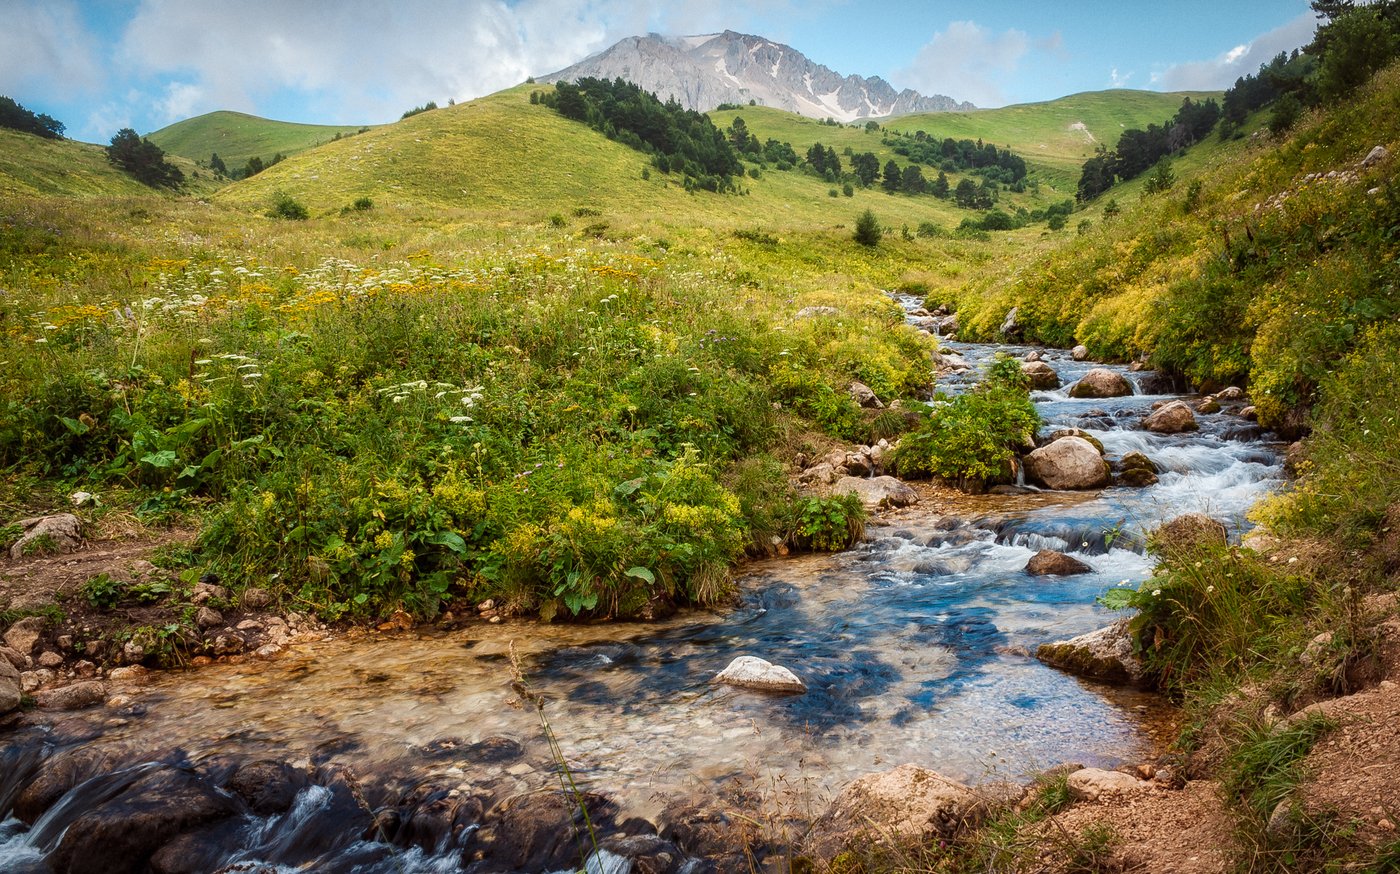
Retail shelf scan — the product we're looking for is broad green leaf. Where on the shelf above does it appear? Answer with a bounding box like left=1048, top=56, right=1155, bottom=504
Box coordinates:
left=625, top=566, right=655, bottom=584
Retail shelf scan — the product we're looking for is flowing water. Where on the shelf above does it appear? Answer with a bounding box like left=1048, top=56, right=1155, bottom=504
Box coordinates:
left=0, top=308, right=1285, bottom=871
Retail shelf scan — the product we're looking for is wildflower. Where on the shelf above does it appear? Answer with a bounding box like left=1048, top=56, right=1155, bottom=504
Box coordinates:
left=1288, top=556, right=1299, bottom=564
left=1152, top=589, right=1162, bottom=597
left=1206, top=585, right=1215, bottom=593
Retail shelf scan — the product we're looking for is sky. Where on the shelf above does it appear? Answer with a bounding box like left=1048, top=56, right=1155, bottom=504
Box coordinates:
left=1, top=0, right=1320, bottom=143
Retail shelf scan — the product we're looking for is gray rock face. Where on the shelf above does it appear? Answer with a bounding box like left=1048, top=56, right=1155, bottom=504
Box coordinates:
left=541, top=31, right=973, bottom=121
left=999, top=306, right=1021, bottom=338
left=1363, top=144, right=1390, bottom=168
left=1068, top=368, right=1133, bottom=399
left=1037, top=619, right=1144, bottom=685
left=712, top=656, right=806, bottom=693
left=831, top=475, right=919, bottom=510
left=8, top=513, right=83, bottom=559
left=1023, top=437, right=1111, bottom=490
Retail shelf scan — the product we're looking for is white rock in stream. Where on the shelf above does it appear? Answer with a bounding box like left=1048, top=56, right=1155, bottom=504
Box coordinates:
left=713, top=656, right=806, bottom=693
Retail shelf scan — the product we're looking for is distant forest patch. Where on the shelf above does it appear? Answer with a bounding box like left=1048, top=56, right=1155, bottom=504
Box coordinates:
left=535, top=78, right=742, bottom=192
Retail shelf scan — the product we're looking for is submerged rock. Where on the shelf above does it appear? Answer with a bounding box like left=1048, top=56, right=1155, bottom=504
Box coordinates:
left=1068, top=368, right=1132, bottom=399
left=50, top=767, right=239, bottom=874
left=1023, top=437, right=1111, bottom=490
left=1036, top=619, right=1144, bottom=685
left=809, top=764, right=981, bottom=860
left=1026, top=550, right=1092, bottom=576
left=712, top=656, right=806, bottom=693
left=1142, top=400, right=1198, bottom=434
left=831, top=475, right=918, bottom=510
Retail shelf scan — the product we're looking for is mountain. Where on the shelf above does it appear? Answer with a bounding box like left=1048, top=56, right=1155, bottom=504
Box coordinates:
left=147, top=111, right=372, bottom=169
left=540, top=31, right=974, bottom=121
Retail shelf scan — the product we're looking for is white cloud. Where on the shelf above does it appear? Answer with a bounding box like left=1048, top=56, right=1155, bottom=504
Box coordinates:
left=0, top=1, right=103, bottom=101
left=1108, top=67, right=1132, bottom=88
left=1157, top=11, right=1316, bottom=91
left=896, top=20, right=1030, bottom=107
left=114, top=0, right=656, bottom=123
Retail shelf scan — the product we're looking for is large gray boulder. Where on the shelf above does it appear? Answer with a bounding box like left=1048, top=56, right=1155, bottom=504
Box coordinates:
left=8, top=513, right=83, bottom=559
left=831, top=475, right=918, bottom=510
left=1023, top=437, right=1111, bottom=490
left=1142, top=400, right=1198, bottom=434
left=712, top=656, right=805, bottom=693
left=808, top=764, right=981, bottom=861
left=1021, top=360, right=1060, bottom=390
left=1068, top=368, right=1133, bottom=399
left=1037, top=619, right=1144, bottom=685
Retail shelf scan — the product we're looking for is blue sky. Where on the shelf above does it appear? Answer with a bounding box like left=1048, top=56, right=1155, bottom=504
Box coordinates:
left=1, top=0, right=1318, bottom=143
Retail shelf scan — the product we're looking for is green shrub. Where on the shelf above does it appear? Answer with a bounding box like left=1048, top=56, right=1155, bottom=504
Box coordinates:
left=792, top=493, right=865, bottom=551
left=352, top=196, right=374, bottom=211
left=893, top=355, right=1038, bottom=488
left=853, top=209, right=881, bottom=246
left=268, top=193, right=309, bottom=220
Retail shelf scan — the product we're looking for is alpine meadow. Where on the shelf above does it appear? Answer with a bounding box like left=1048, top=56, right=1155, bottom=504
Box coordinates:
left=2, top=4, right=1400, bottom=873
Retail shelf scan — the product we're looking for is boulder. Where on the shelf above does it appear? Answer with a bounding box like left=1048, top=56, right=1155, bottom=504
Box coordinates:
left=1023, top=350, right=1042, bottom=362
left=797, top=462, right=840, bottom=486
left=194, top=607, right=223, bottom=630
left=808, top=764, right=980, bottom=861
left=1142, top=401, right=1198, bottom=434
left=34, top=680, right=107, bottom=711
left=3, top=615, right=46, bottom=655
left=8, top=513, right=83, bottom=559
left=1023, top=437, right=1111, bottom=490
left=843, top=452, right=874, bottom=478
left=1362, top=144, right=1390, bottom=168
left=1036, top=619, right=1144, bottom=685
left=1065, top=768, right=1147, bottom=801
left=999, top=306, right=1021, bottom=339
left=14, top=748, right=125, bottom=824
left=0, top=645, right=26, bottom=670
left=1241, top=405, right=1258, bottom=421
left=1196, top=397, right=1221, bottom=414
left=0, top=657, right=20, bottom=714
left=1213, top=386, right=1245, bottom=401
left=848, top=381, right=884, bottom=409
left=37, top=651, right=63, bottom=668
left=1135, top=370, right=1178, bottom=394
left=1026, top=550, right=1092, bottom=576
left=474, top=790, right=616, bottom=872
left=712, top=656, right=806, bottom=693
left=50, top=767, right=239, bottom=874
left=226, top=760, right=308, bottom=815
left=1153, top=513, right=1228, bottom=556
left=240, top=587, right=273, bottom=609
left=1047, top=428, right=1104, bottom=455
left=831, top=475, right=918, bottom=510
left=1117, top=451, right=1159, bottom=487
left=1071, top=345, right=1089, bottom=361
left=1068, top=368, right=1133, bottom=399
left=1021, top=360, right=1060, bottom=390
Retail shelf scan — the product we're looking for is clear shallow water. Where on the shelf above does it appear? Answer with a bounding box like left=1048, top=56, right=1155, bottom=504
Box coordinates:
left=0, top=318, right=1284, bottom=869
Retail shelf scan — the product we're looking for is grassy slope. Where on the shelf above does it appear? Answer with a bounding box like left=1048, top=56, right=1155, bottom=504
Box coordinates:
left=147, top=110, right=372, bottom=168
left=219, top=85, right=1196, bottom=236
left=714, top=89, right=1219, bottom=191
left=0, top=128, right=221, bottom=198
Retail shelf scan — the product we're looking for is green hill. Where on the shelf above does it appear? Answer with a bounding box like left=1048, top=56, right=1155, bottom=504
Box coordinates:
left=217, top=84, right=1207, bottom=237
left=147, top=110, right=372, bottom=169
left=0, top=127, right=221, bottom=198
